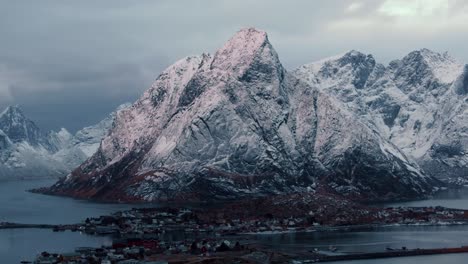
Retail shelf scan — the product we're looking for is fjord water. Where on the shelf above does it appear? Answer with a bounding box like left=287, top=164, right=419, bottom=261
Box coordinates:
left=249, top=187, right=468, bottom=263
left=0, top=179, right=149, bottom=263
left=0, top=179, right=150, bottom=224
left=325, top=254, right=468, bottom=264
left=250, top=226, right=468, bottom=263
left=2, top=180, right=468, bottom=263
left=385, top=187, right=468, bottom=209
left=0, top=229, right=112, bottom=263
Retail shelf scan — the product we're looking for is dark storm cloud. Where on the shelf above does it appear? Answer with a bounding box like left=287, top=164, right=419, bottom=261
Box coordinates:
left=0, top=0, right=467, bottom=132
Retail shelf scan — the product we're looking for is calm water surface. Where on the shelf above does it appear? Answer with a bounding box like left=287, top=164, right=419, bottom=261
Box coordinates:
left=250, top=226, right=468, bottom=263
left=384, top=187, right=468, bottom=209
left=250, top=225, right=468, bottom=252
left=251, top=186, right=468, bottom=264
left=2, top=180, right=468, bottom=263
left=0, top=179, right=150, bottom=263
left=325, top=253, right=468, bottom=264
left=0, top=229, right=112, bottom=263
left=0, top=179, right=150, bottom=224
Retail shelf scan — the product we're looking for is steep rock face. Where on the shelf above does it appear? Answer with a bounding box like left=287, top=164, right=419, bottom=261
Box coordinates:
left=0, top=108, right=70, bottom=179
left=0, top=106, right=43, bottom=145
left=74, top=103, right=132, bottom=157
left=422, top=66, right=468, bottom=178
left=294, top=49, right=467, bottom=179
left=0, top=104, right=129, bottom=180
left=48, top=28, right=435, bottom=202
left=0, top=129, right=12, bottom=150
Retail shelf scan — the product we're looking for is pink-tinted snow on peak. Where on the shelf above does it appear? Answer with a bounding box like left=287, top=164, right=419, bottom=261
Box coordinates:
left=211, top=28, right=271, bottom=76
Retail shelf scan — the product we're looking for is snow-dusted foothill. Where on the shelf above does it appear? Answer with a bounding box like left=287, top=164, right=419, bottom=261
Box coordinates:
left=47, top=28, right=437, bottom=202
left=0, top=104, right=130, bottom=180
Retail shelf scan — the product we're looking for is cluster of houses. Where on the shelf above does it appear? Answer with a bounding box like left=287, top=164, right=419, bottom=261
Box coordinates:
left=50, top=204, right=468, bottom=240
left=379, top=206, right=468, bottom=224
left=31, top=248, right=167, bottom=264
left=77, top=207, right=320, bottom=237
left=91, top=209, right=333, bottom=237
left=26, top=203, right=468, bottom=263
left=31, top=237, right=249, bottom=264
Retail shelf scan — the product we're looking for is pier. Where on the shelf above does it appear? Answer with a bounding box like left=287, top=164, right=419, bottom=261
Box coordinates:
left=0, top=222, right=58, bottom=230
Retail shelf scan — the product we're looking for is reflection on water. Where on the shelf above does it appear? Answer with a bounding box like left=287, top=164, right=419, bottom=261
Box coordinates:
left=325, top=253, right=468, bottom=264
left=384, top=187, right=468, bottom=209
left=248, top=187, right=468, bottom=264
left=0, top=179, right=151, bottom=224
left=3, top=180, right=468, bottom=263
left=248, top=226, right=468, bottom=263
left=250, top=225, right=468, bottom=253
left=0, top=179, right=144, bottom=263
left=0, top=229, right=112, bottom=263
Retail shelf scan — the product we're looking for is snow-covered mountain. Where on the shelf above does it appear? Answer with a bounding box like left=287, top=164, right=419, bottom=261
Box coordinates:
left=46, top=28, right=436, bottom=202
left=0, top=104, right=129, bottom=180
left=294, top=49, right=467, bottom=179
left=74, top=103, right=132, bottom=157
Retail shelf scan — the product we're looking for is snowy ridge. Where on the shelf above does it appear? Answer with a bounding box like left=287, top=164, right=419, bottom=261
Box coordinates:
left=48, top=28, right=437, bottom=202
left=211, top=28, right=270, bottom=77
left=0, top=104, right=130, bottom=180
left=0, top=105, right=42, bottom=145
left=75, top=103, right=131, bottom=157
left=417, top=48, right=463, bottom=84
left=294, top=48, right=467, bottom=179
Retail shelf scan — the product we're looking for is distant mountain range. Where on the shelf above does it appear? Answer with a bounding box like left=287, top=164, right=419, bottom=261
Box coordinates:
left=294, top=48, right=467, bottom=180
left=7, top=28, right=465, bottom=203
left=40, top=28, right=467, bottom=203
left=0, top=103, right=130, bottom=180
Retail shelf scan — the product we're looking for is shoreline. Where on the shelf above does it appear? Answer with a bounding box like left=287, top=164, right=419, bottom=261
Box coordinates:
left=9, top=186, right=468, bottom=263
left=242, top=221, right=468, bottom=235
left=312, top=246, right=468, bottom=263
left=8, top=204, right=468, bottom=263
left=0, top=223, right=58, bottom=230
left=4, top=219, right=468, bottom=234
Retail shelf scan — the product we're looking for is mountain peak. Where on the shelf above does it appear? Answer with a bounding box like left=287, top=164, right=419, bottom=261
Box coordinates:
left=344, top=49, right=366, bottom=57
left=0, top=105, right=42, bottom=144
left=297, top=50, right=373, bottom=70
left=339, top=50, right=375, bottom=65
left=415, top=48, right=435, bottom=55
left=294, top=49, right=376, bottom=90
left=211, top=27, right=277, bottom=77
left=416, top=48, right=451, bottom=58
left=0, top=105, right=29, bottom=125
left=399, top=48, right=463, bottom=84
left=0, top=104, right=24, bottom=118
left=407, top=48, right=454, bottom=63
left=229, top=27, right=268, bottom=47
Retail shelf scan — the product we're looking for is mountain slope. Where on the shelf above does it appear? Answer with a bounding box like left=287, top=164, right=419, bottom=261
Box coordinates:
left=74, top=103, right=132, bottom=157
left=0, top=106, right=71, bottom=179
left=0, top=106, right=43, bottom=146
left=0, top=104, right=129, bottom=180
left=294, top=49, right=467, bottom=179
left=46, top=28, right=435, bottom=202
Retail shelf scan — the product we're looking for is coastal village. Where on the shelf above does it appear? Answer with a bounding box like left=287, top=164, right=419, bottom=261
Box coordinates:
left=8, top=192, right=468, bottom=264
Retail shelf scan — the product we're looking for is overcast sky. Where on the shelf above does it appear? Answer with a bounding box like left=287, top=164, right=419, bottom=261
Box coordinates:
left=0, top=0, right=467, bottom=132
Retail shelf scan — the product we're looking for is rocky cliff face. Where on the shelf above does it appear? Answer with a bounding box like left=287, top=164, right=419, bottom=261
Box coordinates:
left=47, top=28, right=436, bottom=202
left=0, top=105, right=128, bottom=180
left=294, top=48, right=467, bottom=180
left=0, top=106, right=43, bottom=146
